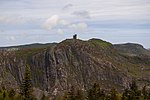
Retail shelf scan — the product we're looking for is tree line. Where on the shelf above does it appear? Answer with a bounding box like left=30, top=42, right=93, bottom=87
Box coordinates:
left=61, top=81, right=150, bottom=100
left=0, top=65, right=150, bottom=100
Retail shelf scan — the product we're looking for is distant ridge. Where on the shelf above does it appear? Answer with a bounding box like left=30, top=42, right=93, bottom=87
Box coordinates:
left=0, top=43, right=56, bottom=50
left=114, top=43, right=150, bottom=57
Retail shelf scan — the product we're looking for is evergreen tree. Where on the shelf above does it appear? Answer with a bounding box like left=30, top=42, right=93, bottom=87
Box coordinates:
left=20, top=65, right=35, bottom=100
left=110, top=88, right=120, bottom=100
left=148, top=91, right=150, bottom=100
left=122, top=89, right=129, bottom=100
left=130, top=80, right=141, bottom=100
left=75, top=89, right=84, bottom=100
left=8, top=88, right=16, bottom=100
left=3, top=91, right=6, bottom=99
left=130, top=80, right=138, bottom=92
left=87, top=83, right=101, bottom=100
left=122, top=80, right=141, bottom=100
left=68, top=86, right=76, bottom=100
left=99, top=89, right=105, bottom=100
left=142, top=85, right=147, bottom=99
left=41, top=93, right=48, bottom=100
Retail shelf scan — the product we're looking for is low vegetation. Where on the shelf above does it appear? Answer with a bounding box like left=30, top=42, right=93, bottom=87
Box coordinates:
left=0, top=80, right=150, bottom=100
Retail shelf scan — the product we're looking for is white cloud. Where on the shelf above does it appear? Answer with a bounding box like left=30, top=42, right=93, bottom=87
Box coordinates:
left=0, top=0, right=150, bottom=47
left=0, top=16, right=19, bottom=24
left=43, top=15, right=69, bottom=30
left=69, top=23, right=87, bottom=31
left=43, top=15, right=60, bottom=30
left=59, top=19, right=70, bottom=25
left=43, top=15, right=88, bottom=34
left=57, top=29, right=64, bottom=35
left=0, top=15, right=38, bottom=25
left=6, top=36, right=16, bottom=41
left=1, top=0, right=150, bottom=21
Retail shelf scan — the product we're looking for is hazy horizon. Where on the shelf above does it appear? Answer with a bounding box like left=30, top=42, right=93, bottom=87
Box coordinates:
left=0, top=0, right=150, bottom=48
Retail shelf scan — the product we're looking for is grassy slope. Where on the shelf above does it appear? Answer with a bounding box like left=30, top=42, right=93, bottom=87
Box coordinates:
left=87, top=39, right=150, bottom=84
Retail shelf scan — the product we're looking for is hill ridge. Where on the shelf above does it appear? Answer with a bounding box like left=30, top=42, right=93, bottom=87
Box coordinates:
left=0, top=38, right=149, bottom=96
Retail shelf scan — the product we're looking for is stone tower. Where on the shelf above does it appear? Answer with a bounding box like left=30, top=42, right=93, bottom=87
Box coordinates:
left=73, top=34, right=77, bottom=39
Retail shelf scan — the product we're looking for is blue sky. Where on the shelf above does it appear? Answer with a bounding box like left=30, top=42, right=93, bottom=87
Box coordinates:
left=0, top=0, right=150, bottom=48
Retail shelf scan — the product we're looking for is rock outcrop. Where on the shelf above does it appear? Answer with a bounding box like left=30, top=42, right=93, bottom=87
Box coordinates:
left=0, top=39, right=149, bottom=96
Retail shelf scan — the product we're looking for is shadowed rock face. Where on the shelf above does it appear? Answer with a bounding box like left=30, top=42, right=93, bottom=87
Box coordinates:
left=0, top=39, right=149, bottom=95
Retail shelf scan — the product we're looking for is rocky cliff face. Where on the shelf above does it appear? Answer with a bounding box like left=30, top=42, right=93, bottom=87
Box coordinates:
left=0, top=39, right=149, bottom=95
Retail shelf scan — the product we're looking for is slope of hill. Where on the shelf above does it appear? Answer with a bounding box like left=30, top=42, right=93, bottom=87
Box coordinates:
left=114, top=43, right=150, bottom=57
left=0, top=38, right=149, bottom=96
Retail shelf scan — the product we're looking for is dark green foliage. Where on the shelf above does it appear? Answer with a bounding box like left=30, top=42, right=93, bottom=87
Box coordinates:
left=75, top=90, right=84, bottom=100
left=109, top=88, right=120, bottom=100
left=63, top=86, right=84, bottom=100
left=122, top=89, right=129, bottom=100
left=3, top=91, right=6, bottom=99
left=2, top=86, right=6, bottom=91
left=41, top=93, right=48, bottom=100
left=87, top=83, right=105, bottom=100
left=87, top=83, right=99, bottom=100
left=8, top=88, right=16, bottom=98
left=0, top=65, right=37, bottom=100
left=0, top=87, right=16, bottom=100
left=61, top=82, right=150, bottom=100
left=20, top=65, right=36, bottom=100
left=105, top=95, right=112, bottom=100
left=0, top=81, right=150, bottom=100
left=0, top=65, right=36, bottom=100
left=122, top=80, right=142, bottom=100
left=130, top=80, right=138, bottom=92
left=148, top=92, right=150, bottom=99
left=130, top=80, right=141, bottom=100
left=141, top=84, right=150, bottom=100
left=142, top=85, right=147, bottom=99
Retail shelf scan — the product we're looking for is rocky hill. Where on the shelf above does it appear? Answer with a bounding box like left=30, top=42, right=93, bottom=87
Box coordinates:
left=114, top=43, right=150, bottom=57
left=0, top=38, right=150, bottom=96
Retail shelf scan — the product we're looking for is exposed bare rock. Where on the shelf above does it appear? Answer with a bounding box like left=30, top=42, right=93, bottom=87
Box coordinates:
left=0, top=38, right=149, bottom=96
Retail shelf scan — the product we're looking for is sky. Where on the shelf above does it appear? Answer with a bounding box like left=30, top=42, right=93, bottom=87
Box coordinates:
left=0, top=0, right=150, bottom=48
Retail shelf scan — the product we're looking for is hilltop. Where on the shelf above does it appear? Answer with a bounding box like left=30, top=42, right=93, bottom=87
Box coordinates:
left=0, top=38, right=150, bottom=97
